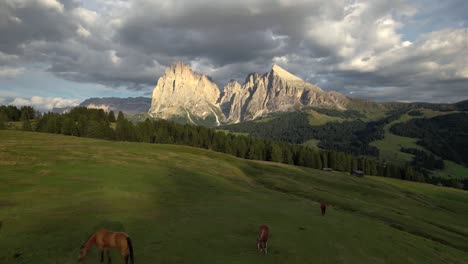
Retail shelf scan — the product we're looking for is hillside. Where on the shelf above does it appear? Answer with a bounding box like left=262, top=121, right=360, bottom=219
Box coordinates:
left=369, top=109, right=468, bottom=179
left=1, top=131, right=468, bottom=263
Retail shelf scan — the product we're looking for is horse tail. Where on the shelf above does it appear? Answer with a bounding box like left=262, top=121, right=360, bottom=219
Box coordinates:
left=127, top=237, right=134, bottom=264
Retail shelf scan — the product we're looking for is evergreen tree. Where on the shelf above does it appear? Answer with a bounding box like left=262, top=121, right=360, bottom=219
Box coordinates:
left=234, top=136, right=248, bottom=158
left=0, top=112, right=7, bottom=130
left=20, top=106, right=35, bottom=120
left=46, top=115, right=61, bottom=134
left=270, top=142, right=283, bottom=163
left=108, top=111, right=116, bottom=122
left=352, top=158, right=358, bottom=171
left=313, top=151, right=322, bottom=169
left=61, top=117, right=75, bottom=135
left=77, top=116, right=88, bottom=136
left=117, top=111, right=125, bottom=122
left=321, top=152, right=328, bottom=168
left=295, top=147, right=307, bottom=166
left=21, top=112, right=32, bottom=131
left=282, top=145, right=294, bottom=164
left=303, top=149, right=315, bottom=168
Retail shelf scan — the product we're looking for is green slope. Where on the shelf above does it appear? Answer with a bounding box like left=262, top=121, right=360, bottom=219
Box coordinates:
left=1, top=131, right=468, bottom=264
left=370, top=109, right=468, bottom=178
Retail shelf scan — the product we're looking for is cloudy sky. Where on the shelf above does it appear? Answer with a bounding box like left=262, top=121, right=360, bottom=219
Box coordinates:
left=0, top=0, right=467, bottom=110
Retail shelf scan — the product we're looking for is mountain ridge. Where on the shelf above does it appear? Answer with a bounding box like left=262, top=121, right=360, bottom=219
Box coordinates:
left=148, top=63, right=350, bottom=125
left=80, top=96, right=151, bottom=114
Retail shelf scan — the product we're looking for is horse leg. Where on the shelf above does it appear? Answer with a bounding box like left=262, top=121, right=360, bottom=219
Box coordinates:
left=125, top=255, right=129, bottom=264
left=265, top=242, right=268, bottom=254
left=100, top=250, right=104, bottom=263
left=107, top=250, right=112, bottom=264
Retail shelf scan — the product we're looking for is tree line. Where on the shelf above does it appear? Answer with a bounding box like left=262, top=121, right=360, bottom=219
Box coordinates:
left=1, top=105, right=465, bottom=189
left=220, top=109, right=410, bottom=157
left=400, top=147, right=445, bottom=171
left=391, top=113, right=468, bottom=166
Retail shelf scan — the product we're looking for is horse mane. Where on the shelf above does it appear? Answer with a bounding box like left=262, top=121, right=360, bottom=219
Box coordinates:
left=81, top=232, right=96, bottom=249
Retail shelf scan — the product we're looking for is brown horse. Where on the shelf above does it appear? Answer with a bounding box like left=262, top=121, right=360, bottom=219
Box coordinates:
left=78, top=229, right=134, bottom=264
left=256, top=224, right=269, bottom=254
left=320, top=202, right=328, bottom=216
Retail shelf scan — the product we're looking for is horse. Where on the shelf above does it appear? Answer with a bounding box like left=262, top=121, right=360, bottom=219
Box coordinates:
left=78, top=228, right=134, bottom=264
left=320, top=202, right=328, bottom=216
left=256, top=224, right=269, bottom=254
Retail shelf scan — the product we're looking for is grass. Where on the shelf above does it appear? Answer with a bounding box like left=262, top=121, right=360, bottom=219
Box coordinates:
left=433, top=160, right=468, bottom=180
left=304, top=139, right=320, bottom=149
left=370, top=110, right=460, bottom=166
left=306, top=109, right=345, bottom=126
left=216, top=129, right=250, bottom=137
left=370, top=114, right=421, bottom=165
left=1, top=131, right=468, bottom=263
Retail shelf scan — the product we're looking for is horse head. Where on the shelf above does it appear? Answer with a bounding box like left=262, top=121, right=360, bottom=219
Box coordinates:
left=78, top=246, right=88, bottom=262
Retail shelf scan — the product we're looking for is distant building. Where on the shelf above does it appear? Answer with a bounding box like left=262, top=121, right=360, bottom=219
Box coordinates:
left=322, top=168, right=333, bottom=171
left=352, top=170, right=365, bottom=177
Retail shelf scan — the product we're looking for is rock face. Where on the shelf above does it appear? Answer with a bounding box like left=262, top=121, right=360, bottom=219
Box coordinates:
left=219, top=64, right=349, bottom=123
left=149, top=63, right=350, bottom=125
left=149, top=62, right=223, bottom=125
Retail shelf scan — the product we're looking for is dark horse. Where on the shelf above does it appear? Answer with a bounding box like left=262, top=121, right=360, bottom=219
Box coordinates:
left=256, top=224, right=269, bottom=254
left=78, top=229, right=134, bottom=264
left=320, top=202, right=328, bottom=216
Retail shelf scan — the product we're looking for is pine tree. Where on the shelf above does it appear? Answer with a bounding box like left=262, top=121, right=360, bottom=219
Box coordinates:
left=61, top=117, right=75, bottom=135
left=235, top=137, right=248, bottom=158
left=20, top=106, right=35, bottom=120
left=117, top=111, right=125, bottom=122
left=270, top=142, right=283, bottom=163
left=283, top=145, right=294, bottom=164
left=0, top=112, right=8, bottom=130
left=370, top=161, right=378, bottom=176
left=108, top=111, right=116, bottom=122
left=313, top=151, right=322, bottom=169
left=321, top=152, right=328, bottom=168
left=21, top=112, right=32, bottom=131
left=352, top=158, right=358, bottom=172
left=77, top=116, right=88, bottom=136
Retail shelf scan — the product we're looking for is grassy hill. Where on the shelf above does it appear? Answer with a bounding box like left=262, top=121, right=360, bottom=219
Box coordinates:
left=1, top=131, right=468, bottom=263
left=370, top=109, right=468, bottom=179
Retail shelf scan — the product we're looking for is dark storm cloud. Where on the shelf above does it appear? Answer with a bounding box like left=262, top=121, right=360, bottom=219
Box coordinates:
left=116, top=0, right=332, bottom=65
left=0, top=0, right=467, bottom=102
left=0, top=0, right=78, bottom=54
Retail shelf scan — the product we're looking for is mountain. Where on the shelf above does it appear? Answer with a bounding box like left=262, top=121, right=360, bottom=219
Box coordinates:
left=219, top=64, right=349, bottom=123
left=148, top=62, right=224, bottom=126
left=51, top=106, right=73, bottom=114
left=149, top=63, right=349, bottom=125
left=80, top=97, right=151, bottom=114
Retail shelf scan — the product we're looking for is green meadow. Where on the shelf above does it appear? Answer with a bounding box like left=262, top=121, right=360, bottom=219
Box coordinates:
left=370, top=109, right=468, bottom=179
left=1, top=131, right=468, bottom=263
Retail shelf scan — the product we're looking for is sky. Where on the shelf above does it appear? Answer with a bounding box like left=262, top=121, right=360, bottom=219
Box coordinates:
left=0, top=0, right=467, bottom=111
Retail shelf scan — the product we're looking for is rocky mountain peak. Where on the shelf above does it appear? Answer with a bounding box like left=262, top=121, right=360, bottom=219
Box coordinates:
left=148, top=63, right=223, bottom=124
left=270, top=64, right=303, bottom=81
left=148, top=62, right=350, bottom=126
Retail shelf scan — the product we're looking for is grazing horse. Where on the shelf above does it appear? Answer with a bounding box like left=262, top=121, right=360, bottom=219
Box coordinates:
left=320, top=202, right=328, bottom=216
left=256, top=224, right=269, bottom=254
left=78, top=229, right=134, bottom=264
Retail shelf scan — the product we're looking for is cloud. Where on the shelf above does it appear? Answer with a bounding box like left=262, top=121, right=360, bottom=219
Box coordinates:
left=0, top=0, right=467, bottom=102
left=9, top=96, right=80, bottom=111
left=0, top=66, right=25, bottom=79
